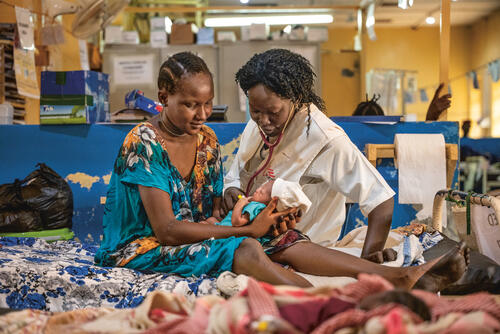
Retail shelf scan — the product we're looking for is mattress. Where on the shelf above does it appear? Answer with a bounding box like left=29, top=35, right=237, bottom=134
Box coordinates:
left=0, top=237, right=218, bottom=312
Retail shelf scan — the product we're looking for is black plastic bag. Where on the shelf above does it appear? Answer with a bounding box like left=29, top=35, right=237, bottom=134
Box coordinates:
left=20, top=163, right=73, bottom=230
left=0, top=180, right=24, bottom=209
left=0, top=209, right=43, bottom=233
left=0, top=163, right=73, bottom=232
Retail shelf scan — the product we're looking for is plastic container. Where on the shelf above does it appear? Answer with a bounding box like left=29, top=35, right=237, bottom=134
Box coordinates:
left=0, top=103, right=13, bottom=124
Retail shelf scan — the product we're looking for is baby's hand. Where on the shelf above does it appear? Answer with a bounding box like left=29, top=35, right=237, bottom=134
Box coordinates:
left=237, top=195, right=251, bottom=206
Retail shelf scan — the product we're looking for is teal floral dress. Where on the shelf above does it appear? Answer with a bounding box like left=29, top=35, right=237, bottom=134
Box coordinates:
left=94, top=122, right=246, bottom=277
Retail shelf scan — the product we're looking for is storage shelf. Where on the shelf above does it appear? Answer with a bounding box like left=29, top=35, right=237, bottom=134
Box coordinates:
left=0, top=27, right=25, bottom=124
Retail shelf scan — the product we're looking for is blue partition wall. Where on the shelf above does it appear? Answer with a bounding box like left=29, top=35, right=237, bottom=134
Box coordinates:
left=0, top=120, right=459, bottom=243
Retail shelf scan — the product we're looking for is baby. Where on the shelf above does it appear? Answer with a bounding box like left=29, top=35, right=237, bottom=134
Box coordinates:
left=216, top=178, right=311, bottom=231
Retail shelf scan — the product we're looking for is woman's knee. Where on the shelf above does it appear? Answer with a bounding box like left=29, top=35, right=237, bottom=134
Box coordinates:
left=233, top=238, right=265, bottom=269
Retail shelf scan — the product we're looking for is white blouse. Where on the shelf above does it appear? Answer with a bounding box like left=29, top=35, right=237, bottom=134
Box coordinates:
left=224, top=104, right=395, bottom=247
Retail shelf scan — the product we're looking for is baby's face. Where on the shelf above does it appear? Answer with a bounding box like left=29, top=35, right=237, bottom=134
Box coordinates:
left=251, top=180, right=274, bottom=204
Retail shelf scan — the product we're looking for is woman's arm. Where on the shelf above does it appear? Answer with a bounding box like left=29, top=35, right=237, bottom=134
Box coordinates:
left=139, top=185, right=290, bottom=246
left=361, top=197, right=394, bottom=261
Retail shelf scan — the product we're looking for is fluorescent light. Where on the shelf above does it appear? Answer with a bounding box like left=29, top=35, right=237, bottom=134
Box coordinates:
left=204, top=14, right=333, bottom=27
left=240, top=0, right=249, bottom=3
left=425, top=16, right=435, bottom=24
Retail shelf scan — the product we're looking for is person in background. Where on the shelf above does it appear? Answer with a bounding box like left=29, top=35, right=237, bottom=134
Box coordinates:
left=353, top=83, right=452, bottom=120
left=462, top=120, right=471, bottom=138
left=425, top=83, right=452, bottom=121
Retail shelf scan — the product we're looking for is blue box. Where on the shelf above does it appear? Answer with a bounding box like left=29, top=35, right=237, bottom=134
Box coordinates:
left=40, top=71, right=109, bottom=123
left=197, top=27, right=214, bottom=45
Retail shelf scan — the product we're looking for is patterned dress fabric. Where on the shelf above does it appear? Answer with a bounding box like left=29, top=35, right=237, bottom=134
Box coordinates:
left=94, top=123, right=246, bottom=277
left=0, top=237, right=218, bottom=312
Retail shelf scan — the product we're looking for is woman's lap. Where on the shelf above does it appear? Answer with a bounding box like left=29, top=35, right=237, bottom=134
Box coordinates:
left=124, top=236, right=247, bottom=277
left=121, top=229, right=310, bottom=277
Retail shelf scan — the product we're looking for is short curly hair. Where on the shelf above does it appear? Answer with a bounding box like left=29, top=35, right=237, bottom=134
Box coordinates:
left=158, top=52, right=212, bottom=94
left=235, top=49, right=325, bottom=134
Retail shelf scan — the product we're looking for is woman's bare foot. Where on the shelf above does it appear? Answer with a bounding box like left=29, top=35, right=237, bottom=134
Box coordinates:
left=390, top=242, right=469, bottom=291
left=412, top=242, right=470, bottom=292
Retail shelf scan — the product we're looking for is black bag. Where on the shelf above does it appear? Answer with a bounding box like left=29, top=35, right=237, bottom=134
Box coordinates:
left=0, top=163, right=73, bottom=232
left=0, top=209, right=43, bottom=233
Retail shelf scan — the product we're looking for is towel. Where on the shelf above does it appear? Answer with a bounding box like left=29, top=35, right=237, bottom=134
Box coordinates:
left=271, top=178, right=312, bottom=214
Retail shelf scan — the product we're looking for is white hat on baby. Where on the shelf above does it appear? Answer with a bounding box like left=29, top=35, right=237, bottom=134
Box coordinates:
left=271, top=178, right=312, bottom=213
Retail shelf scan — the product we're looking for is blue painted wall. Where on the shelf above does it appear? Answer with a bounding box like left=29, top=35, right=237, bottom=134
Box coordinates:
left=0, top=120, right=458, bottom=243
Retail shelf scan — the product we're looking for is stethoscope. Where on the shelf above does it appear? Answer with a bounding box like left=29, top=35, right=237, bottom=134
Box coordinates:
left=244, top=104, right=297, bottom=196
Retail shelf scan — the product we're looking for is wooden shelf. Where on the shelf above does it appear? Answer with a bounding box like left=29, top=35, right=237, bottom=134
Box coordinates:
left=0, top=33, right=26, bottom=123
left=9, top=102, right=25, bottom=109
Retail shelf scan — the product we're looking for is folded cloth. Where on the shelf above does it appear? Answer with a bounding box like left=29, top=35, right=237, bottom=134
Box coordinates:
left=271, top=178, right=312, bottom=213
left=216, top=271, right=250, bottom=297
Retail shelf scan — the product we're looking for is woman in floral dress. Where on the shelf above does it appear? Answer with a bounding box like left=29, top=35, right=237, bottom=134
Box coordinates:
left=94, top=52, right=467, bottom=291
left=94, top=52, right=293, bottom=279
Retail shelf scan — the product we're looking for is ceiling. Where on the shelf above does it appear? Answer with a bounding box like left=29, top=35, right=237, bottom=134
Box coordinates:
left=206, top=0, right=500, bottom=27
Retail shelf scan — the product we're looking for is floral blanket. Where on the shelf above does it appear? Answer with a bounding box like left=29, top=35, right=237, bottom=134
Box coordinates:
left=0, top=237, right=218, bottom=312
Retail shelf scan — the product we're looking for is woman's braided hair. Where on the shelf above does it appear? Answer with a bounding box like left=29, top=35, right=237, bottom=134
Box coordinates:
left=235, top=48, right=325, bottom=135
left=352, top=94, right=385, bottom=116
left=158, top=52, right=212, bottom=94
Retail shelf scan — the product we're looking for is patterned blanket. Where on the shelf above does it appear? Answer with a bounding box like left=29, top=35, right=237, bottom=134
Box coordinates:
left=0, top=237, right=218, bottom=312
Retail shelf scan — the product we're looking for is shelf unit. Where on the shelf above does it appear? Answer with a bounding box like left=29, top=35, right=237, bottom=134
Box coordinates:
left=0, top=38, right=26, bottom=124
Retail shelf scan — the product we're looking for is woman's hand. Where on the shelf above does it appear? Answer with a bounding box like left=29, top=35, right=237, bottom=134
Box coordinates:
left=246, top=197, right=296, bottom=238
left=221, top=187, right=245, bottom=217
left=274, top=209, right=302, bottom=236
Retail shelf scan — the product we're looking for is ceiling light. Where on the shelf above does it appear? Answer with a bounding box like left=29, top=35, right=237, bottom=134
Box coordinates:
left=425, top=16, right=435, bottom=24
left=204, top=14, right=333, bottom=27
left=240, top=0, right=249, bottom=3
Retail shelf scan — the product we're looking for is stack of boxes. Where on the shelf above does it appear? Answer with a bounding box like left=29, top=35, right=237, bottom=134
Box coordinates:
left=40, top=71, right=109, bottom=124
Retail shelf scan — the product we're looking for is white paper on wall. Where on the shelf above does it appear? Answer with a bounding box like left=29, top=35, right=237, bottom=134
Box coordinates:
left=15, top=6, right=34, bottom=50
left=112, top=54, right=155, bottom=86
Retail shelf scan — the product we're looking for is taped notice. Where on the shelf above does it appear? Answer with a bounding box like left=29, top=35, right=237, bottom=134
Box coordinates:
left=112, top=55, right=154, bottom=86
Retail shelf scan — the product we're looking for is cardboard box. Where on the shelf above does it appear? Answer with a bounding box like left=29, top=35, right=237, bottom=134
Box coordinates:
left=307, top=26, right=328, bottom=42
left=40, top=95, right=96, bottom=124
left=170, top=23, right=194, bottom=44
left=241, top=26, right=250, bottom=41
left=249, top=23, right=268, bottom=40
left=40, top=70, right=109, bottom=124
left=197, top=27, right=214, bottom=45
left=217, top=31, right=236, bottom=42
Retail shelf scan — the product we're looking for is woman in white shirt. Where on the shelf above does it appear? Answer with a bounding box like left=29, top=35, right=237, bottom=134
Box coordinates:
left=223, top=48, right=397, bottom=263
left=220, top=49, right=467, bottom=292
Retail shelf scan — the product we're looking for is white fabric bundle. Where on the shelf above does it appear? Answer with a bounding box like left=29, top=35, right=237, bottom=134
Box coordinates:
left=271, top=178, right=312, bottom=213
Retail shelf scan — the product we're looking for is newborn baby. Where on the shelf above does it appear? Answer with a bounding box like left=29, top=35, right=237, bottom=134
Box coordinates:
left=217, top=178, right=311, bottom=233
